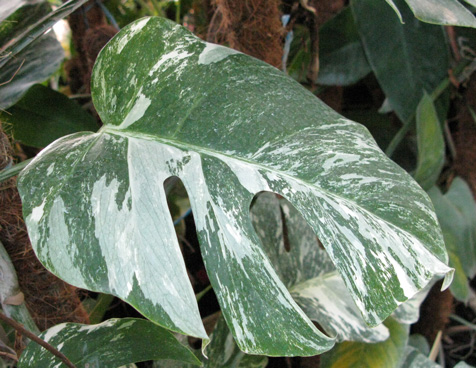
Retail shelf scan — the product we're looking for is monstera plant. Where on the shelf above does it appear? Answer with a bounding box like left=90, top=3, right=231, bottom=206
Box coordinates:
left=15, top=14, right=454, bottom=363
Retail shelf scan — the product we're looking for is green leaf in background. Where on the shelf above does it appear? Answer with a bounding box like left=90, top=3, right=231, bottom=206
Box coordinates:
left=0, top=0, right=32, bottom=23
left=352, top=0, right=449, bottom=123
left=203, top=316, right=268, bottom=368
left=428, top=178, right=476, bottom=302
left=18, top=17, right=452, bottom=356
left=286, top=7, right=371, bottom=86
left=156, top=315, right=268, bottom=368
left=401, top=346, right=441, bottom=368
left=251, top=192, right=389, bottom=343
left=0, top=0, right=88, bottom=70
left=0, top=1, right=65, bottom=109
left=17, top=318, right=201, bottom=367
left=403, top=0, right=476, bottom=28
left=414, top=92, right=445, bottom=191
left=1, top=85, right=98, bottom=147
left=320, top=318, right=409, bottom=368
left=317, top=7, right=371, bottom=86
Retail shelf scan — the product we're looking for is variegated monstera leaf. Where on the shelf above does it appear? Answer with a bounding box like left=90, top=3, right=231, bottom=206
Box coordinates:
left=18, top=17, right=452, bottom=356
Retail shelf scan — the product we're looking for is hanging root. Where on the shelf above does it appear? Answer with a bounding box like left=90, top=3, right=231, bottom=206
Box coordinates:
left=208, top=0, right=284, bottom=68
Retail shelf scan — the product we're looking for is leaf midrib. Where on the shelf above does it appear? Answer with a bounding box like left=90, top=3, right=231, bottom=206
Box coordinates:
left=101, top=125, right=441, bottom=261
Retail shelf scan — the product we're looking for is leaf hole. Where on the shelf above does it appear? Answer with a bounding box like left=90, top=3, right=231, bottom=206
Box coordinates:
left=163, top=176, right=220, bottom=322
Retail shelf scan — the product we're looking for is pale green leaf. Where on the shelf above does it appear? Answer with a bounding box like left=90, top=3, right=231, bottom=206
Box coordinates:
left=404, top=0, right=476, bottom=27
left=320, top=318, right=409, bottom=368
left=352, top=0, right=450, bottom=123
left=18, top=17, right=451, bottom=356
left=428, top=178, right=476, bottom=301
left=17, top=318, right=201, bottom=367
left=1, top=84, right=98, bottom=147
left=0, top=240, right=39, bottom=334
left=414, top=92, right=445, bottom=191
left=401, top=346, right=441, bottom=368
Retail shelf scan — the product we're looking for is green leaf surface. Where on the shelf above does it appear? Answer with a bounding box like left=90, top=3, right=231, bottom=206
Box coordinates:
left=320, top=318, right=409, bottom=368
left=404, top=0, right=476, bottom=27
left=414, top=92, right=445, bottom=191
left=352, top=0, right=449, bottom=123
left=18, top=318, right=201, bottom=367
left=428, top=178, right=476, bottom=301
left=1, top=85, right=98, bottom=147
left=18, top=17, right=451, bottom=356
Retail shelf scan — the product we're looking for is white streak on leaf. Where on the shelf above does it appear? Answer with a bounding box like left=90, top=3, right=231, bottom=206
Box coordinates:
left=198, top=42, right=240, bottom=65
left=117, top=93, right=151, bottom=129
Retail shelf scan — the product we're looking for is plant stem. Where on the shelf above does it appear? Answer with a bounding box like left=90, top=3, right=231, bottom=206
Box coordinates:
left=0, top=312, right=76, bottom=368
left=450, top=314, right=476, bottom=332
left=0, top=351, right=18, bottom=362
left=196, top=284, right=212, bottom=302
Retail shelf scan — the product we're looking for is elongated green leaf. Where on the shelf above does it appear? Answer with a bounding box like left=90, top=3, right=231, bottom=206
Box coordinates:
left=0, top=0, right=87, bottom=70
left=320, top=318, right=409, bottom=368
left=352, top=0, right=449, bottom=123
left=18, top=318, right=201, bottom=367
left=404, top=0, right=476, bottom=27
left=414, top=92, right=445, bottom=190
left=1, top=85, right=98, bottom=147
left=18, top=17, right=451, bottom=356
left=428, top=178, right=476, bottom=301
left=0, top=1, right=64, bottom=109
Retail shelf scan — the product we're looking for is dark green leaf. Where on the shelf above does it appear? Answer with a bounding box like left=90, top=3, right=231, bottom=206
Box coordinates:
left=428, top=178, right=476, bottom=301
left=1, top=85, right=98, bottom=147
left=18, top=318, right=201, bottom=367
left=18, top=17, right=451, bottom=356
left=414, top=92, right=445, bottom=190
left=318, top=7, right=371, bottom=86
left=320, top=318, right=409, bottom=368
left=352, top=0, right=449, bottom=123
left=0, top=34, right=64, bottom=109
left=287, top=7, right=371, bottom=86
